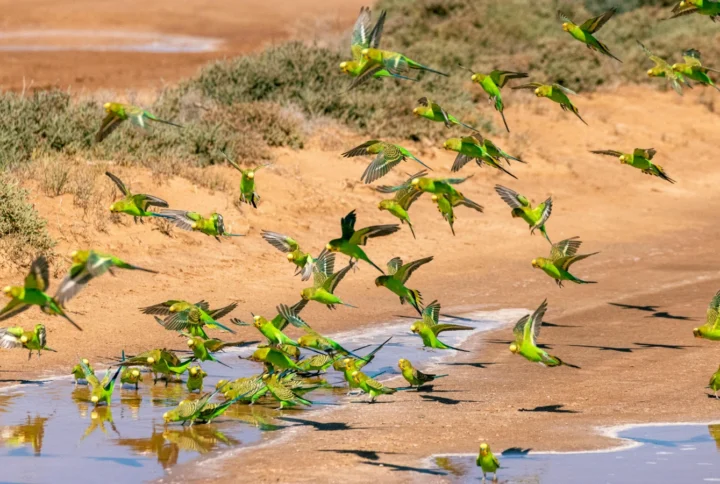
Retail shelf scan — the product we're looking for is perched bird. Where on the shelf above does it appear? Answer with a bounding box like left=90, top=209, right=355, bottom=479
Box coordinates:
left=143, top=300, right=237, bottom=338
left=477, top=442, right=500, bottom=482
left=83, top=363, right=122, bottom=406
left=187, top=366, right=208, bottom=393
left=494, top=185, right=552, bottom=242
left=105, top=171, right=171, bottom=223
left=342, top=140, right=431, bottom=184
left=413, top=97, right=479, bottom=132
left=377, top=186, right=422, bottom=239
left=458, top=65, right=528, bottom=131
left=120, top=366, right=143, bottom=390
left=326, top=210, right=399, bottom=273
left=431, top=193, right=457, bottom=235
left=221, top=151, right=268, bottom=208
left=509, top=300, right=580, bottom=368
left=351, top=370, right=396, bottom=402
left=0, top=324, right=55, bottom=359
left=56, top=249, right=157, bottom=305
left=375, top=256, right=433, bottom=314
left=558, top=8, right=621, bottom=62
left=667, top=0, right=720, bottom=22
left=160, top=210, right=244, bottom=241
left=693, top=290, right=720, bottom=340
left=709, top=365, right=720, bottom=398
left=297, top=353, right=340, bottom=374
left=339, top=7, right=390, bottom=80
left=263, top=373, right=313, bottom=409
left=398, top=358, right=446, bottom=388
left=351, top=46, right=447, bottom=89
left=0, top=256, right=81, bottom=330
left=95, top=102, right=182, bottom=142
left=590, top=148, right=675, bottom=183
left=532, top=237, right=599, bottom=287
left=637, top=41, right=688, bottom=96
left=410, top=301, right=472, bottom=351
left=72, top=358, right=93, bottom=385
left=300, top=251, right=355, bottom=309
left=261, top=231, right=316, bottom=281
left=443, top=135, right=517, bottom=179
left=672, top=49, right=720, bottom=91
left=512, top=82, right=587, bottom=125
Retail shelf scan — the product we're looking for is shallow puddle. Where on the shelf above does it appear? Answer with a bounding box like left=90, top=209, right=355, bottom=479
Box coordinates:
left=0, top=30, right=222, bottom=53
left=428, top=423, right=720, bottom=483
left=0, top=308, right=524, bottom=482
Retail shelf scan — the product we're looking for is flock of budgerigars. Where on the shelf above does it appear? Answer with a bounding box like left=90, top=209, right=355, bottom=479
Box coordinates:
left=1, top=3, right=720, bottom=480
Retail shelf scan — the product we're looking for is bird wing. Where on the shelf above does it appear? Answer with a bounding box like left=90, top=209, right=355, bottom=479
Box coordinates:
left=267, top=377, right=298, bottom=401
left=96, top=113, right=124, bottom=142
left=137, top=194, right=169, bottom=211
left=124, top=105, right=147, bottom=128
left=555, top=253, right=597, bottom=271
left=417, top=97, right=450, bottom=125
left=0, top=328, right=23, bottom=348
left=452, top=154, right=474, bottom=172
left=395, top=186, right=423, bottom=210
left=512, top=82, right=544, bottom=91
left=682, top=49, right=703, bottom=67
left=579, top=8, right=616, bottom=33
left=351, top=6, right=373, bottom=60
left=363, top=377, right=386, bottom=391
left=349, top=224, right=400, bottom=246
left=512, top=314, right=530, bottom=345
left=494, top=185, right=524, bottom=209
left=489, top=70, right=528, bottom=89
left=277, top=304, right=311, bottom=329
left=376, top=170, right=428, bottom=193
left=528, top=299, right=548, bottom=347
left=342, top=140, right=381, bottom=158
left=0, top=299, right=30, bottom=322
left=161, top=309, right=196, bottom=331
left=535, top=198, right=553, bottom=230
left=312, top=250, right=336, bottom=289
left=707, top=290, right=720, bottom=326
left=557, top=11, right=573, bottom=23
left=550, top=237, right=582, bottom=261
left=395, top=256, right=433, bottom=284
left=369, top=10, right=386, bottom=50
left=590, top=150, right=624, bottom=158
left=422, top=300, right=441, bottom=325
left=105, top=171, right=131, bottom=197
left=261, top=231, right=300, bottom=253
left=81, top=361, right=100, bottom=388
left=139, top=300, right=180, bottom=316
left=208, top=302, right=238, bottom=321
left=633, top=148, right=656, bottom=160
left=340, top=210, right=358, bottom=241
left=25, top=256, right=50, bottom=292
left=386, top=257, right=403, bottom=276
left=552, top=83, right=577, bottom=96
left=637, top=41, right=674, bottom=72
left=432, top=323, right=472, bottom=335
left=161, top=210, right=200, bottom=231
left=323, top=263, right=354, bottom=293
left=361, top=145, right=405, bottom=184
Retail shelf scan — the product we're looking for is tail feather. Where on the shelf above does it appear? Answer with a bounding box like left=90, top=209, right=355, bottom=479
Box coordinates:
left=595, top=40, right=622, bottom=63
left=499, top=108, right=510, bottom=133
left=152, top=118, right=184, bottom=128
left=564, top=103, right=588, bottom=126
left=441, top=342, right=468, bottom=352
left=408, top=221, right=416, bottom=239
left=456, top=120, right=480, bottom=133
left=416, top=64, right=449, bottom=77
left=150, top=212, right=176, bottom=220
left=558, top=358, right=581, bottom=369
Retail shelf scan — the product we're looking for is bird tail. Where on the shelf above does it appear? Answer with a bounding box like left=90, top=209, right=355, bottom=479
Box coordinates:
left=414, top=63, right=449, bottom=77
left=493, top=161, right=517, bottom=179
left=408, top=221, right=417, bottom=239
left=441, top=342, right=469, bottom=352
left=150, top=212, right=176, bottom=220
left=151, top=117, right=184, bottom=128
left=537, top=226, right=552, bottom=245
left=51, top=301, right=83, bottom=331
left=432, top=374, right=449, bottom=379
left=366, top=258, right=386, bottom=274
left=595, top=40, right=622, bottom=63
left=128, top=264, right=158, bottom=274
left=654, top=164, right=676, bottom=184
left=572, top=277, right=597, bottom=285
left=558, top=358, right=581, bottom=369
left=409, top=289, right=423, bottom=315
left=499, top=107, right=510, bottom=133
left=455, top=119, right=480, bottom=133
left=360, top=336, right=393, bottom=364
left=563, top=102, right=588, bottom=126
left=341, top=301, right=358, bottom=309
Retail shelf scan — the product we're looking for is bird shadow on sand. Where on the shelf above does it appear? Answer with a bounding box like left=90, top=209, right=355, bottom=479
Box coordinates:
left=518, top=404, right=579, bottom=414
left=706, top=393, right=719, bottom=400
left=608, top=302, right=694, bottom=321
left=0, top=378, right=51, bottom=385
left=361, top=460, right=448, bottom=476
left=633, top=342, right=696, bottom=350
left=320, top=449, right=403, bottom=461
left=277, top=417, right=363, bottom=432
left=420, top=395, right=477, bottom=405
left=568, top=344, right=634, bottom=353
left=442, top=361, right=497, bottom=369
left=541, top=320, right=579, bottom=328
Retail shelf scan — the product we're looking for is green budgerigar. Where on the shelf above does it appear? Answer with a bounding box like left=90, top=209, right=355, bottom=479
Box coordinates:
left=326, top=210, right=400, bottom=273
left=248, top=346, right=302, bottom=371
left=694, top=290, right=720, bottom=341
left=377, top=185, right=423, bottom=239
left=558, top=8, right=622, bottom=62
left=668, top=0, right=720, bottom=22
left=0, top=256, right=81, bottom=330
left=105, top=171, right=172, bottom=223
left=187, top=366, right=208, bottom=393
left=342, top=140, right=431, bottom=184
left=278, top=304, right=362, bottom=357
left=532, top=237, right=599, bottom=287
left=398, top=358, right=446, bottom=388
left=509, top=300, right=580, bottom=368
left=410, top=300, right=472, bottom=351
left=431, top=193, right=457, bottom=235
left=413, top=97, right=479, bottom=132
left=637, top=41, right=688, bottom=96
left=340, top=7, right=391, bottom=81
left=351, top=370, right=396, bottom=403
left=459, top=65, right=528, bottom=132
left=220, top=150, right=269, bottom=208
left=300, top=250, right=356, bottom=309
left=590, top=148, right=675, bottom=183
left=72, top=358, right=93, bottom=385
left=444, top=135, right=517, bottom=179
left=513, top=82, right=587, bottom=125
left=251, top=313, right=302, bottom=348
left=351, top=46, right=447, bottom=89
left=119, top=349, right=193, bottom=384
left=0, top=324, right=55, bottom=359
left=477, top=442, right=500, bottom=482
left=261, top=231, right=316, bottom=281
left=494, top=185, right=552, bottom=243
left=262, top=373, right=313, bottom=409
left=164, top=389, right=244, bottom=425
left=161, top=210, right=244, bottom=241
left=672, top=49, right=720, bottom=91
left=120, top=367, right=143, bottom=390
left=84, top=363, right=122, bottom=406
left=95, top=102, right=182, bottom=142
left=143, top=299, right=237, bottom=337
left=378, top=171, right=484, bottom=215
left=375, top=256, right=433, bottom=315
left=709, top=365, right=720, bottom=398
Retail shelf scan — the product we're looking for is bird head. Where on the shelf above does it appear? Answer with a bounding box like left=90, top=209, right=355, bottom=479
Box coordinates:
left=300, top=288, right=311, bottom=301
left=162, top=410, right=176, bottom=423
left=91, top=411, right=100, bottom=420
left=187, top=338, right=196, bottom=348
left=82, top=358, right=90, bottom=366
left=479, top=442, right=489, bottom=456
left=647, top=69, right=656, bottom=77
left=147, top=357, right=155, bottom=365
left=511, top=208, right=521, bottom=219
left=20, top=335, right=28, bottom=343
left=190, top=222, right=197, bottom=230
left=2, top=286, right=13, bottom=298
left=509, top=343, right=519, bottom=354
left=131, top=369, right=140, bottom=378
left=70, top=249, right=79, bottom=259
left=412, top=107, right=420, bottom=116
left=91, top=395, right=99, bottom=404
left=297, top=335, right=311, bottom=348
left=410, top=323, right=419, bottom=333
left=339, top=61, right=348, bottom=73
left=287, top=253, right=295, bottom=261
left=103, top=102, right=111, bottom=112
left=342, top=358, right=352, bottom=369
left=534, top=88, right=542, bottom=97
left=326, top=242, right=338, bottom=252
left=618, top=154, right=629, bottom=164
left=531, top=259, right=539, bottom=269
left=411, top=178, right=421, bottom=190
left=247, top=171, right=255, bottom=180
left=378, top=200, right=390, bottom=211
left=374, top=277, right=384, bottom=287
left=398, top=358, right=410, bottom=370
left=471, top=73, right=478, bottom=82
left=262, top=373, right=271, bottom=382
left=189, top=367, right=198, bottom=376
left=108, top=202, right=121, bottom=213
left=361, top=48, right=370, bottom=58
left=693, top=328, right=702, bottom=338
left=561, top=22, right=570, bottom=32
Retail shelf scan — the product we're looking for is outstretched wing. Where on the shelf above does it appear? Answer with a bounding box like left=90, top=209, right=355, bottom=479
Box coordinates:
left=342, top=140, right=381, bottom=158
left=395, top=186, right=423, bottom=210
left=207, top=302, right=238, bottom=321
left=550, top=237, right=582, bottom=261
left=161, top=210, right=201, bottom=231
left=277, top=304, right=311, bottom=329
left=0, top=328, right=23, bottom=349
left=386, top=257, right=402, bottom=276
left=340, top=210, right=357, bottom=241
left=369, top=10, right=386, bottom=49
left=552, top=83, right=577, bottom=96
left=105, top=171, right=131, bottom=197
left=422, top=300, right=441, bottom=325
left=534, top=198, right=553, bottom=231
left=432, top=323, right=472, bottom=335
left=707, top=290, right=720, bottom=326
left=323, top=263, right=354, bottom=293
left=489, top=70, right=528, bottom=89
left=452, top=154, right=474, bottom=172
left=261, top=231, right=300, bottom=253
left=590, top=150, right=623, bottom=158
left=137, top=194, right=169, bottom=211
left=682, top=49, right=703, bottom=67
left=351, top=6, right=373, bottom=60
left=25, top=256, right=50, bottom=292
left=96, top=113, right=124, bottom=143
left=512, top=82, right=544, bottom=91
left=313, top=250, right=335, bottom=289
left=395, top=256, right=433, bottom=284
left=361, top=144, right=405, bottom=184
left=348, top=224, right=400, bottom=246
left=633, top=148, right=656, bottom=160
left=512, top=314, right=529, bottom=345
left=494, top=185, right=524, bottom=209
left=557, top=11, right=573, bottom=23
left=555, top=253, right=597, bottom=271
left=579, top=8, right=616, bottom=34
left=528, top=299, right=548, bottom=346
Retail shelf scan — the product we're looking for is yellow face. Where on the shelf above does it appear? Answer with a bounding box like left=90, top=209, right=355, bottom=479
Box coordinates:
left=411, top=178, right=420, bottom=189
left=187, top=339, right=195, bottom=347
left=3, top=286, right=13, bottom=297
left=431, top=194, right=438, bottom=202
left=339, top=61, right=348, bottom=73
left=82, top=358, right=90, bottom=365
left=410, top=323, right=418, bottom=333
left=693, top=328, right=701, bottom=338
left=442, top=141, right=451, bottom=150
left=361, top=48, right=369, bottom=57
left=108, top=202, right=120, bottom=213
left=91, top=395, right=99, bottom=403
left=287, top=253, right=295, bottom=261
left=398, top=359, right=409, bottom=370
left=147, top=357, right=155, bottom=364
left=480, top=442, right=488, bottom=456
left=534, top=88, right=542, bottom=97
left=412, top=107, right=420, bottom=116
left=103, top=102, right=111, bottom=111
left=531, top=259, right=539, bottom=268
left=619, top=155, right=628, bottom=164
left=247, top=171, right=255, bottom=179
left=562, top=22, right=569, bottom=32
left=471, top=74, right=478, bottom=82
left=509, top=343, right=518, bottom=353
left=20, top=335, right=27, bottom=343
left=162, top=411, right=170, bottom=422
left=262, top=374, right=270, bottom=381
left=131, top=370, right=140, bottom=378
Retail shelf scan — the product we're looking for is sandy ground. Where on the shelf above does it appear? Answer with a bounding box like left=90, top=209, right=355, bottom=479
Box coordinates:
left=0, top=0, right=366, bottom=91
left=1, top=84, right=719, bottom=481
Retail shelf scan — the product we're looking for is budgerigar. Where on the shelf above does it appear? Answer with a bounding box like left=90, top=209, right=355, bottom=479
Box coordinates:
left=443, top=135, right=517, bottom=179
left=0, top=324, right=55, bottom=359
left=667, top=0, right=720, bottom=22
left=377, top=186, right=423, bottom=239
left=431, top=193, right=457, bottom=235
left=513, top=82, right=587, bottom=125
left=161, top=210, right=244, bottom=241
left=220, top=150, right=269, bottom=208
left=142, top=299, right=237, bottom=338
left=300, top=250, right=356, bottom=309
left=261, top=231, right=316, bottom=281
left=263, top=373, right=313, bottom=409
left=458, top=65, right=528, bottom=131
left=398, top=358, right=447, bottom=388
left=326, top=210, right=399, bottom=273
left=709, top=365, right=720, bottom=398
left=84, top=363, right=122, bottom=406
left=105, top=171, right=171, bottom=223
left=637, top=41, right=688, bottom=96
left=351, top=370, right=396, bottom=402
left=672, top=49, right=720, bottom=91
left=72, top=358, right=93, bottom=385
left=410, top=300, right=472, bottom=351
left=693, top=290, right=720, bottom=341
left=494, top=185, right=552, bottom=243
left=350, top=45, right=448, bottom=89
left=532, top=237, right=599, bottom=287
left=413, top=97, right=479, bottom=132
left=339, top=7, right=390, bottom=80
left=377, top=171, right=484, bottom=215
left=558, top=8, right=622, bottom=62
left=477, top=442, right=500, bottom=482
left=342, top=140, right=431, bottom=183
left=187, top=366, right=208, bottom=393
left=375, top=256, right=433, bottom=315
left=590, top=148, right=675, bottom=183
left=509, top=299, right=580, bottom=368
left=95, top=102, right=182, bottom=142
